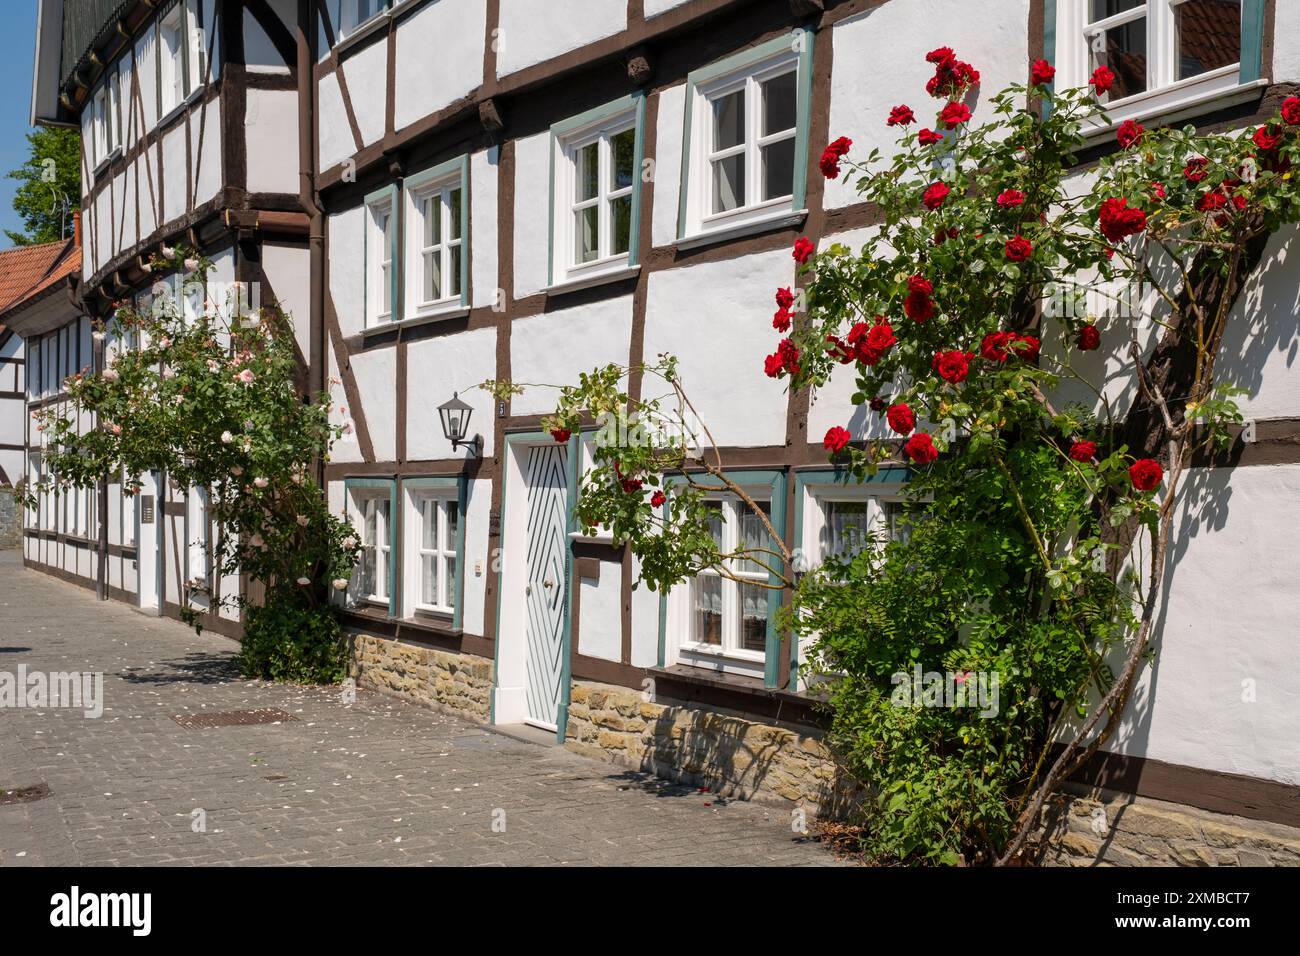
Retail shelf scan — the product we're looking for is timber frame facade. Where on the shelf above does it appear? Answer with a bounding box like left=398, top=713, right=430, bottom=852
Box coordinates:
left=21, top=0, right=1300, bottom=830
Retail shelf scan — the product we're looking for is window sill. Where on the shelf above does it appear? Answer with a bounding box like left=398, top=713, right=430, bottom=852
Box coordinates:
left=1081, top=78, right=1269, bottom=145
left=547, top=264, right=641, bottom=297
left=569, top=531, right=616, bottom=546
left=158, top=87, right=205, bottom=131
left=365, top=305, right=470, bottom=336
left=676, top=208, right=808, bottom=252
left=92, top=148, right=123, bottom=178
left=679, top=642, right=767, bottom=666
left=333, top=10, right=393, bottom=58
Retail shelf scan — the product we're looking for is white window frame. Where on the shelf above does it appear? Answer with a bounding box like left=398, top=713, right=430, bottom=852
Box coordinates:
left=570, top=437, right=615, bottom=544
left=365, top=192, right=395, bottom=327
left=403, top=171, right=465, bottom=319
left=680, top=35, right=809, bottom=243
left=159, top=3, right=186, bottom=116
left=185, top=0, right=207, bottom=93
left=403, top=487, right=460, bottom=618
left=668, top=490, right=776, bottom=676
left=800, top=482, right=910, bottom=571
left=553, top=108, right=638, bottom=285
left=186, top=486, right=212, bottom=599
left=338, top=0, right=391, bottom=40
left=351, top=491, right=392, bottom=606
left=1057, top=0, right=1252, bottom=131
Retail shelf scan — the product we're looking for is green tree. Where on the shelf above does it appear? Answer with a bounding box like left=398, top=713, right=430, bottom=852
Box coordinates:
left=6, top=127, right=81, bottom=246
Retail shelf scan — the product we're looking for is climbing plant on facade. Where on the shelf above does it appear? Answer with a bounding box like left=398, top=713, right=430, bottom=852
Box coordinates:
left=31, top=250, right=361, bottom=683
left=501, top=49, right=1300, bottom=864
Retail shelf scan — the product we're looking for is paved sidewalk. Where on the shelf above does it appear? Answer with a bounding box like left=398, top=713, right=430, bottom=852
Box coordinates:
left=0, top=550, right=836, bottom=866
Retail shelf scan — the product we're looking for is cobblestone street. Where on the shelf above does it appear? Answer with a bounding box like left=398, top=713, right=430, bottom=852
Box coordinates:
left=0, top=550, right=837, bottom=866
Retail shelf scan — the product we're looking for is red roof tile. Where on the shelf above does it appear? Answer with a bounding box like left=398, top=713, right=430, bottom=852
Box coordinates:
left=0, top=237, right=81, bottom=319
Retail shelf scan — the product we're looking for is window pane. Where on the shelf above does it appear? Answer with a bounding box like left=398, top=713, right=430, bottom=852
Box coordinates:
left=704, top=502, right=724, bottom=548
left=1091, top=17, right=1147, bottom=99
left=1090, top=0, right=1143, bottom=21
left=445, top=556, right=457, bottom=611
left=761, top=138, right=795, bottom=202
left=824, top=500, right=870, bottom=560
left=610, top=195, right=632, bottom=256
left=695, top=575, right=723, bottom=645
left=576, top=206, right=599, bottom=263
left=423, top=553, right=437, bottom=606
left=423, top=251, right=441, bottom=302
left=449, top=188, right=463, bottom=240
left=446, top=502, right=459, bottom=546
left=576, top=142, right=599, bottom=202
left=1176, top=0, right=1240, bottom=80
left=761, top=71, right=797, bottom=136
left=738, top=501, right=772, bottom=576
left=422, top=499, right=437, bottom=550
left=740, top=583, right=768, bottom=652
left=449, top=245, right=462, bottom=298
left=712, top=89, right=744, bottom=151
left=611, top=128, right=635, bottom=191
left=711, top=154, right=745, bottom=214
left=424, top=196, right=440, bottom=246
left=881, top=500, right=911, bottom=544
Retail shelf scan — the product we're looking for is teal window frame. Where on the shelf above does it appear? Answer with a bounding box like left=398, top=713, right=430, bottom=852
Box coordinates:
left=344, top=477, right=399, bottom=617
left=1043, top=0, right=1268, bottom=117
left=362, top=183, right=400, bottom=328
left=401, top=475, right=469, bottom=630
left=656, top=469, right=788, bottom=688
left=548, top=92, right=648, bottom=287
left=401, top=154, right=471, bottom=318
left=676, top=27, right=815, bottom=241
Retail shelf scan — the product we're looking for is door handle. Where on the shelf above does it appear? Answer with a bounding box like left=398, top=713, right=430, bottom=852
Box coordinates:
left=544, top=579, right=555, bottom=590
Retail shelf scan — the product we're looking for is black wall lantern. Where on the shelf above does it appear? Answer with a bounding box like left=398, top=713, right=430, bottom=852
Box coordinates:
left=438, top=392, right=482, bottom=458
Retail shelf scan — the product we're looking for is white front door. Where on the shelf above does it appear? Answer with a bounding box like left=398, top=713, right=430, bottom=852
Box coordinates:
left=522, top=444, right=569, bottom=730
left=136, top=470, right=162, bottom=613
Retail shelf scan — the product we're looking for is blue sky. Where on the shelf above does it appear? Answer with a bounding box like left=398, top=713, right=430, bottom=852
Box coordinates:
left=0, top=2, right=41, bottom=248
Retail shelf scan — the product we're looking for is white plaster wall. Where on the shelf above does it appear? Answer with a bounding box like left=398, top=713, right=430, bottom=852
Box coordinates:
left=161, top=124, right=187, bottom=225
left=651, top=84, right=685, bottom=248
left=341, top=40, right=388, bottom=148
left=1106, top=464, right=1300, bottom=784
left=394, top=0, right=487, bottom=131
left=630, top=553, right=661, bottom=668
left=245, top=0, right=292, bottom=73
left=94, top=189, right=112, bottom=275
left=262, top=243, right=312, bottom=361
left=328, top=205, right=365, bottom=336
left=824, top=0, right=1031, bottom=210
left=189, top=98, right=222, bottom=209
left=1272, top=2, right=1300, bottom=85
left=512, top=131, right=549, bottom=298
left=119, top=164, right=137, bottom=252
left=578, top=567, right=622, bottom=662
left=138, top=152, right=159, bottom=242
left=318, top=71, right=354, bottom=172
left=348, top=347, right=397, bottom=461
left=134, top=28, right=159, bottom=135
left=405, top=326, right=498, bottom=460
left=471, top=148, right=500, bottom=309
left=495, top=0, right=626, bottom=77
left=645, top=0, right=692, bottom=18
left=327, top=343, right=362, bottom=464
left=461, top=477, right=491, bottom=636
left=643, top=248, right=795, bottom=447
left=246, top=89, right=300, bottom=194
left=509, top=296, right=634, bottom=415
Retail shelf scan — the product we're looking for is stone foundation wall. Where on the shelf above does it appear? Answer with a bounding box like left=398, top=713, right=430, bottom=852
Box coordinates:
left=347, top=632, right=492, bottom=722
left=0, top=487, right=19, bottom=550
left=564, top=679, right=861, bottom=816
left=1039, top=787, right=1300, bottom=867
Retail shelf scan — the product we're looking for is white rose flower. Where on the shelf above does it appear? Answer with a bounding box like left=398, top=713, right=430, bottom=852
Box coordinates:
left=221, top=431, right=234, bottom=444
left=332, top=578, right=349, bottom=591
left=230, top=466, right=243, bottom=476
left=296, top=515, right=309, bottom=527
left=296, top=577, right=311, bottom=586
left=253, top=477, right=269, bottom=489
left=342, top=537, right=357, bottom=550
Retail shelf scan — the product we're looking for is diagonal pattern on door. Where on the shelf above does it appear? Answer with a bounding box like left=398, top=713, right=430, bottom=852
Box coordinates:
left=523, top=444, right=569, bottom=729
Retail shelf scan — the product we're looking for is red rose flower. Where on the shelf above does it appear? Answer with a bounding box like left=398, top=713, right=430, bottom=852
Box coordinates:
left=862, top=320, right=897, bottom=358
left=1004, top=235, right=1033, bottom=262
left=1116, top=119, right=1144, bottom=149
left=1030, top=59, right=1056, bottom=86
left=1012, top=334, right=1041, bottom=361
left=996, top=189, right=1026, bottom=208
left=1183, top=157, right=1209, bottom=182
left=933, top=349, right=973, bottom=383
left=823, top=426, right=852, bottom=454
left=886, top=403, right=915, bottom=436
left=918, top=128, right=944, bottom=146
left=907, top=274, right=933, bottom=296
left=775, top=287, right=795, bottom=309
left=1091, top=65, right=1115, bottom=95
left=1283, top=96, right=1300, bottom=126
left=828, top=136, right=852, bottom=156
left=1197, top=189, right=1228, bottom=213
left=904, top=432, right=939, bottom=465
left=939, top=101, right=971, bottom=129
left=1069, top=440, right=1097, bottom=462
left=650, top=490, right=667, bottom=508
left=1076, top=324, right=1101, bottom=351
left=551, top=427, right=571, bottom=444
left=1129, top=458, right=1163, bottom=492
left=792, top=236, right=815, bottom=263
left=1254, top=125, right=1282, bottom=152
left=926, top=47, right=956, bottom=66
left=772, top=308, right=792, bottom=332
left=1098, top=197, right=1147, bottom=243
left=777, top=337, right=801, bottom=375
left=934, top=226, right=959, bottom=245
left=923, top=181, right=951, bottom=210
left=763, top=353, right=785, bottom=378
left=621, top=477, right=644, bottom=494
left=905, top=292, right=935, bottom=322
left=1150, top=181, right=1167, bottom=202
left=887, top=105, right=915, bottom=127
left=980, top=330, right=1016, bottom=362
left=869, top=396, right=887, bottom=412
